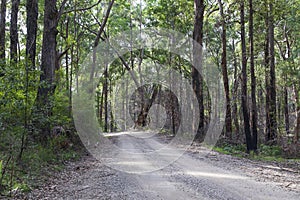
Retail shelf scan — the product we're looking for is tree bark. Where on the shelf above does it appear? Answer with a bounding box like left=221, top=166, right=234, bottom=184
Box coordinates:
left=249, top=0, right=257, bottom=151
left=218, top=0, right=232, bottom=139
left=284, top=84, right=289, bottom=135
left=10, top=0, right=20, bottom=63
left=193, top=0, right=205, bottom=141
left=35, top=0, right=59, bottom=138
left=240, top=0, right=253, bottom=152
left=264, top=5, right=271, bottom=143
left=268, top=1, right=277, bottom=142
left=0, top=0, right=6, bottom=62
left=103, top=66, right=109, bottom=132
left=294, top=86, right=300, bottom=142
left=232, top=40, right=240, bottom=139
left=26, top=0, right=38, bottom=68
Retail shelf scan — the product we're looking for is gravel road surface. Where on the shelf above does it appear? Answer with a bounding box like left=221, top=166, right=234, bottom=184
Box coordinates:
left=24, top=132, right=299, bottom=200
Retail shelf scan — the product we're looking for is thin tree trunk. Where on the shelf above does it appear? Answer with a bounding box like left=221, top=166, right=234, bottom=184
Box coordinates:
left=0, top=0, right=6, bottom=63
left=283, top=24, right=290, bottom=136
left=218, top=0, right=232, bottom=139
left=240, top=0, right=253, bottom=152
left=284, top=83, right=289, bottom=135
left=109, top=82, right=114, bottom=132
left=99, top=84, right=104, bottom=124
left=193, top=0, right=205, bottom=141
left=135, top=85, right=160, bottom=127
left=249, top=0, right=257, bottom=151
left=20, top=0, right=38, bottom=159
left=294, top=86, right=300, bottom=142
left=65, top=17, right=69, bottom=91
left=90, top=0, right=114, bottom=81
left=10, top=0, right=20, bottom=63
left=232, top=40, right=240, bottom=139
left=264, top=5, right=271, bottom=143
left=268, top=1, right=277, bottom=142
left=26, top=0, right=38, bottom=68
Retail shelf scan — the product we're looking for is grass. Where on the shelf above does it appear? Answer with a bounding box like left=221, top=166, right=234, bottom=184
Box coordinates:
left=213, top=143, right=299, bottom=162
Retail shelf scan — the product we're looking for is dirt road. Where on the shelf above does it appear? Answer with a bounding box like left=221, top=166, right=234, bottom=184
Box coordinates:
left=26, top=132, right=299, bottom=200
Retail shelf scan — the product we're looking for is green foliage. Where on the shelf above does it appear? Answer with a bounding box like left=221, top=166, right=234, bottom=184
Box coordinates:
left=214, top=144, right=246, bottom=157
left=213, top=143, right=293, bottom=162
left=0, top=160, right=2, bottom=180
left=0, top=136, right=79, bottom=195
left=259, top=144, right=282, bottom=157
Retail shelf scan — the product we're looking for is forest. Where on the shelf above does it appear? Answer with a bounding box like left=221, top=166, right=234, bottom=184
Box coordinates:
left=0, top=0, right=299, bottom=197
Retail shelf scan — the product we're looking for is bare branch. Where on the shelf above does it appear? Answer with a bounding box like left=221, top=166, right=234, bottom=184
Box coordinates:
left=94, top=0, right=115, bottom=47
left=63, top=0, right=102, bottom=15
left=58, top=47, right=70, bottom=61
left=58, top=0, right=68, bottom=21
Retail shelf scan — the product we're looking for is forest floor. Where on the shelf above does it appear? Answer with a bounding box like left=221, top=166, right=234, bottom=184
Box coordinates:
left=11, top=132, right=300, bottom=200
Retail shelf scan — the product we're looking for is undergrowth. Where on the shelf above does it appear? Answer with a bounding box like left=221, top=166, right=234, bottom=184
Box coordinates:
left=213, top=143, right=299, bottom=162
left=0, top=135, right=84, bottom=197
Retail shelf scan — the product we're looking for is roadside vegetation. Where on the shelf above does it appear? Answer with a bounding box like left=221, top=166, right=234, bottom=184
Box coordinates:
left=0, top=0, right=299, bottom=198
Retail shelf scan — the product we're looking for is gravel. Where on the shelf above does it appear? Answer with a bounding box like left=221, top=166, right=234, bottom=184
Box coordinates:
left=14, top=132, right=300, bottom=200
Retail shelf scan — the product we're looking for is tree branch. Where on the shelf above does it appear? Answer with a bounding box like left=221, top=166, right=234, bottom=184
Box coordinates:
left=63, top=0, right=102, bottom=15
left=94, top=0, right=115, bottom=47
left=58, top=0, right=68, bottom=21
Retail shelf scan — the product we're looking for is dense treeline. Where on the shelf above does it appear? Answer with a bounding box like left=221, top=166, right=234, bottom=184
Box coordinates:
left=0, top=0, right=299, bottom=195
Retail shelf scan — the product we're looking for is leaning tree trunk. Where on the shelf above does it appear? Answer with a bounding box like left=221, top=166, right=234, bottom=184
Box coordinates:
left=193, top=0, right=205, bottom=142
left=10, top=0, right=20, bottom=63
left=35, top=0, right=59, bottom=139
left=240, top=0, right=253, bottom=152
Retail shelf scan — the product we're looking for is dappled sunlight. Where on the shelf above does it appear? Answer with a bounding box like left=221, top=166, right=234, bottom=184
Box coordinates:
left=113, top=161, right=151, bottom=166
left=184, top=171, right=249, bottom=180
left=103, top=130, right=157, bottom=138
left=103, top=131, right=131, bottom=137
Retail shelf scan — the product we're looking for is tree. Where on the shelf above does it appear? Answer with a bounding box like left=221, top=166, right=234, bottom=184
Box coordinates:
left=218, top=0, right=232, bottom=139
left=264, top=1, right=271, bottom=143
left=35, top=0, right=66, bottom=138
left=10, top=0, right=20, bottom=63
left=240, top=0, right=253, bottom=152
left=0, top=0, right=5, bottom=61
left=249, top=0, right=257, bottom=151
left=267, top=1, right=277, bottom=142
left=26, top=0, right=38, bottom=68
left=193, top=0, right=205, bottom=141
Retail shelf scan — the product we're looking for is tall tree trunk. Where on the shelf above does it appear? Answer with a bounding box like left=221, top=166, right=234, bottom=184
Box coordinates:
left=10, top=0, right=20, bottom=63
left=26, top=0, right=38, bottom=68
left=284, top=83, right=289, bottom=135
left=218, top=0, right=232, bottom=139
left=36, top=0, right=59, bottom=138
left=294, top=86, right=300, bottom=142
left=99, top=84, right=104, bottom=126
left=232, top=40, right=240, bottom=139
left=264, top=5, right=271, bottom=143
left=0, top=0, right=6, bottom=63
left=65, top=17, right=69, bottom=91
left=193, top=0, right=205, bottom=141
left=103, top=67, right=109, bottom=132
left=240, top=0, right=253, bottom=152
left=283, top=25, right=290, bottom=136
left=249, top=0, right=257, bottom=151
left=268, top=1, right=277, bottom=142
